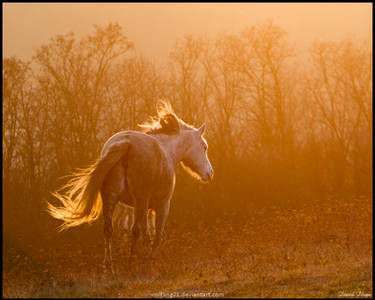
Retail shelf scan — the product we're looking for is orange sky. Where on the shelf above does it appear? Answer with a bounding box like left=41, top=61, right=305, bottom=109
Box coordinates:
left=3, top=3, right=372, bottom=62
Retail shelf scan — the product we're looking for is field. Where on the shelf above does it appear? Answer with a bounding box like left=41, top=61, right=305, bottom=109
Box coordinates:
left=3, top=197, right=372, bottom=298
left=3, top=5, right=372, bottom=298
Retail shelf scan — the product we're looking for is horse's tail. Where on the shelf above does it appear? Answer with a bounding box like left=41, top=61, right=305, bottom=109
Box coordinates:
left=46, top=139, right=130, bottom=231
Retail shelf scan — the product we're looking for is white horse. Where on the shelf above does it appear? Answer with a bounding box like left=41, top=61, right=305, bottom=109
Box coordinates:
left=47, top=101, right=213, bottom=274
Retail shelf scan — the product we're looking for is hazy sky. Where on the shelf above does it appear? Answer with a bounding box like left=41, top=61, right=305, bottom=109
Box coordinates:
left=3, top=3, right=372, bottom=62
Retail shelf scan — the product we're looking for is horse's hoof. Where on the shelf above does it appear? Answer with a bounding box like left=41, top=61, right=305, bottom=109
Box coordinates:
left=104, top=269, right=115, bottom=280
left=104, top=263, right=115, bottom=277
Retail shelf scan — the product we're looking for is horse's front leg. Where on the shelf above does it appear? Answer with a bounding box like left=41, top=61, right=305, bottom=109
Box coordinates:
left=146, top=209, right=156, bottom=246
left=151, top=199, right=170, bottom=258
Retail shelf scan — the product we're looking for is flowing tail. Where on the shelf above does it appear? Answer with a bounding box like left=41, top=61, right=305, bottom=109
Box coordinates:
left=46, top=139, right=129, bottom=231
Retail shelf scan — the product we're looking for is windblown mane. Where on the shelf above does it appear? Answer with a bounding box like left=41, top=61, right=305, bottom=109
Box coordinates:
left=139, top=100, right=193, bottom=135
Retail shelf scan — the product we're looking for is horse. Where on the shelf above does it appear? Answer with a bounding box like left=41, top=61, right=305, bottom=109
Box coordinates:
left=113, top=202, right=156, bottom=245
left=46, top=101, right=213, bottom=274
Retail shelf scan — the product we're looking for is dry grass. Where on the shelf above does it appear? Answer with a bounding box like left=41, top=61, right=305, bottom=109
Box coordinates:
left=3, top=196, right=372, bottom=298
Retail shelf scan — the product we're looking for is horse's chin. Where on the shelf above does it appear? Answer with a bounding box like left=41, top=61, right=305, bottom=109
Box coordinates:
left=181, top=162, right=202, bottom=181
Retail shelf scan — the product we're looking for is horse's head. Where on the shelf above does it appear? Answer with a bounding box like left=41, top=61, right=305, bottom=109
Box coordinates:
left=139, top=100, right=214, bottom=182
left=181, top=123, right=213, bottom=182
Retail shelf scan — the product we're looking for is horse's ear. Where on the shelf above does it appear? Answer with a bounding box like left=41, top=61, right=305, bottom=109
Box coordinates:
left=160, top=113, right=180, bottom=134
left=197, top=123, right=206, bottom=135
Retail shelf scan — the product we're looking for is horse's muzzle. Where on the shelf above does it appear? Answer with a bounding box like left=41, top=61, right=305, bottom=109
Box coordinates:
left=201, top=170, right=213, bottom=182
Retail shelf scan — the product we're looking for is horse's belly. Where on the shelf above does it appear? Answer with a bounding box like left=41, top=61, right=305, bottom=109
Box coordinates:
left=148, top=174, right=175, bottom=210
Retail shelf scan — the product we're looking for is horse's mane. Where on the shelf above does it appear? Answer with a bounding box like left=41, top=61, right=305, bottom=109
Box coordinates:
left=139, top=100, right=193, bottom=135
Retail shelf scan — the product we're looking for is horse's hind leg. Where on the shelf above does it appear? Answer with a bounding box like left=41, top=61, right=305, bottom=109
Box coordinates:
left=103, top=194, right=117, bottom=275
left=101, top=163, right=125, bottom=275
left=129, top=198, right=149, bottom=260
left=100, top=164, right=125, bottom=274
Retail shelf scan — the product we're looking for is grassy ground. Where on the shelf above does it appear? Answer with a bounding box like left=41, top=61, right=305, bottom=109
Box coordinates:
left=3, top=197, right=372, bottom=298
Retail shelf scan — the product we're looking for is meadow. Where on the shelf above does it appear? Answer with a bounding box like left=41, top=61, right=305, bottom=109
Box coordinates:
left=3, top=19, right=372, bottom=298
left=3, top=196, right=372, bottom=298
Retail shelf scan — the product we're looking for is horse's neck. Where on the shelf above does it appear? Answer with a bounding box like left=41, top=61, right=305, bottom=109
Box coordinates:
left=154, top=132, right=188, bottom=166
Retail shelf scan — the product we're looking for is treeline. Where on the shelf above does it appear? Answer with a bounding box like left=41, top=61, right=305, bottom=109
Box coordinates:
left=3, top=22, right=372, bottom=238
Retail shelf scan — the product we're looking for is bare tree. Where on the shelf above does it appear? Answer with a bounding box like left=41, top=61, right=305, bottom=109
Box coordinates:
left=308, top=39, right=372, bottom=197
left=168, top=34, right=207, bottom=124
left=107, top=54, right=167, bottom=135
left=32, top=23, right=133, bottom=172
left=237, top=21, right=297, bottom=162
left=3, top=58, right=30, bottom=189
